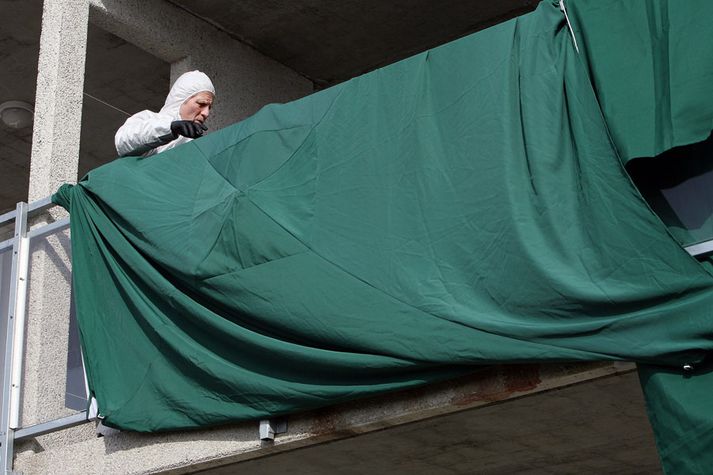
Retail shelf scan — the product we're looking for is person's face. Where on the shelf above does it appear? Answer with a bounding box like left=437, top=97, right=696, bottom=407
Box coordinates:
left=179, top=91, right=214, bottom=124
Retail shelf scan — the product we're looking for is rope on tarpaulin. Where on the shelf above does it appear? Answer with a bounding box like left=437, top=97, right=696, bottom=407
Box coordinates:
left=558, top=0, right=580, bottom=53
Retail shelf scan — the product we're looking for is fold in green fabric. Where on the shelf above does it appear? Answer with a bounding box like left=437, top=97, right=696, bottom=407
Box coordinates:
left=566, top=0, right=713, bottom=162
left=638, top=361, right=713, bottom=474
left=566, top=2, right=713, bottom=471
left=54, top=1, right=712, bottom=472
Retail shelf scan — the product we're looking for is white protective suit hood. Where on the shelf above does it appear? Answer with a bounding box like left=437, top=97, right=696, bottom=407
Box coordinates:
left=114, top=70, right=216, bottom=157
left=160, top=70, right=215, bottom=120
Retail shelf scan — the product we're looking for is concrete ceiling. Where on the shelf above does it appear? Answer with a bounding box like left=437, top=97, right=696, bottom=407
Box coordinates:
left=0, top=0, right=42, bottom=214
left=168, top=0, right=538, bottom=87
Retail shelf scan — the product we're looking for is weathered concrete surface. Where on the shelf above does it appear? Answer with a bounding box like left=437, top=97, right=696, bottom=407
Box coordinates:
left=17, top=1, right=99, bottom=469
left=88, top=0, right=313, bottom=131
left=201, top=366, right=660, bottom=475
left=27, top=0, right=89, bottom=203
left=77, top=23, right=171, bottom=178
left=168, top=0, right=538, bottom=86
left=0, top=0, right=42, bottom=211
left=21, top=0, right=88, bottom=439
left=14, top=362, right=660, bottom=474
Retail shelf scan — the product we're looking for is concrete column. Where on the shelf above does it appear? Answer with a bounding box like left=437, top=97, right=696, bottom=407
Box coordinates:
left=22, top=0, right=90, bottom=435
left=29, top=0, right=89, bottom=201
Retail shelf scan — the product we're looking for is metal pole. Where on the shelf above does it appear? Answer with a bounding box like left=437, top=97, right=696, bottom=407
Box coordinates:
left=14, top=412, right=89, bottom=441
left=0, top=210, right=17, bottom=228
left=9, top=223, right=30, bottom=429
left=1, top=202, right=28, bottom=474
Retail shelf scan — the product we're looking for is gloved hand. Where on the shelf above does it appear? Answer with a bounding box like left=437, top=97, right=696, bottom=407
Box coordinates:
left=170, top=120, right=208, bottom=139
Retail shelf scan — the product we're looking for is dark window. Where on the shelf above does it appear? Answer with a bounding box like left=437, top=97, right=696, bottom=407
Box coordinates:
left=627, top=133, right=713, bottom=247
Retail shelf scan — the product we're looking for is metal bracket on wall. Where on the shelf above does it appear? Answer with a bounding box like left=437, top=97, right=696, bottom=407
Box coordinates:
left=259, top=418, right=288, bottom=441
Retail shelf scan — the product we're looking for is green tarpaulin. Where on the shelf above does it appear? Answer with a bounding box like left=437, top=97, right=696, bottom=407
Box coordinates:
left=566, top=2, right=713, bottom=472
left=567, top=0, right=713, bottom=162
left=54, top=1, right=713, bottom=472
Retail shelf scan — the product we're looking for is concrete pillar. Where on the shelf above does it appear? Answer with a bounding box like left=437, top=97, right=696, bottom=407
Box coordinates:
left=22, top=0, right=89, bottom=433
left=28, top=0, right=89, bottom=202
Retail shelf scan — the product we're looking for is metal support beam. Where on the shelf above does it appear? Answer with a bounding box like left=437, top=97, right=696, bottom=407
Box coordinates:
left=0, top=211, right=16, bottom=228
left=27, top=218, right=69, bottom=241
left=26, top=196, right=54, bottom=216
left=14, top=412, right=90, bottom=442
left=0, top=197, right=72, bottom=474
left=0, top=197, right=54, bottom=228
left=0, top=240, right=13, bottom=255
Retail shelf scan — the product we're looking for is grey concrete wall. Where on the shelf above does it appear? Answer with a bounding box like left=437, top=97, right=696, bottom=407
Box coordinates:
left=22, top=0, right=88, bottom=429
left=18, top=0, right=98, bottom=467
left=14, top=0, right=312, bottom=472
left=28, top=0, right=89, bottom=202
left=88, top=0, right=314, bottom=131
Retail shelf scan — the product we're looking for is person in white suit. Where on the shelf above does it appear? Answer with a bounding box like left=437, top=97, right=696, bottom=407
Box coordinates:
left=115, top=70, right=215, bottom=157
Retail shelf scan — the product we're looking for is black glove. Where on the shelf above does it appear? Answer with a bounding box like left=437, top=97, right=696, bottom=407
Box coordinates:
left=170, top=120, right=208, bottom=139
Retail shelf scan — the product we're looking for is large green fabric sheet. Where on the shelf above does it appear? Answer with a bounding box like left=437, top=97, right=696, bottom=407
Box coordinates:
left=566, top=2, right=713, bottom=472
left=567, top=0, right=713, bottom=162
left=638, top=362, right=713, bottom=474
left=54, top=1, right=713, bottom=472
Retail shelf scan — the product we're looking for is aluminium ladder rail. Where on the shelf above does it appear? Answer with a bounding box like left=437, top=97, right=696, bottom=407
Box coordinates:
left=0, top=195, right=711, bottom=472
left=0, top=197, right=80, bottom=475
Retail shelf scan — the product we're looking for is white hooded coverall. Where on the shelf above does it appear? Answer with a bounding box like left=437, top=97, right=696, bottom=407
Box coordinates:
left=115, top=70, right=215, bottom=157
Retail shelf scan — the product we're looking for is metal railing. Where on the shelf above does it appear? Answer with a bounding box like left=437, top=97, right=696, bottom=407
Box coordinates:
left=0, top=197, right=93, bottom=475
left=0, top=195, right=711, bottom=473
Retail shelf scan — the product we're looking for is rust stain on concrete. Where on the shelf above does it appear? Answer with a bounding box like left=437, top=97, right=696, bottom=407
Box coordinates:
left=504, top=364, right=541, bottom=393
left=309, top=407, right=339, bottom=436
left=452, top=364, right=541, bottom=406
